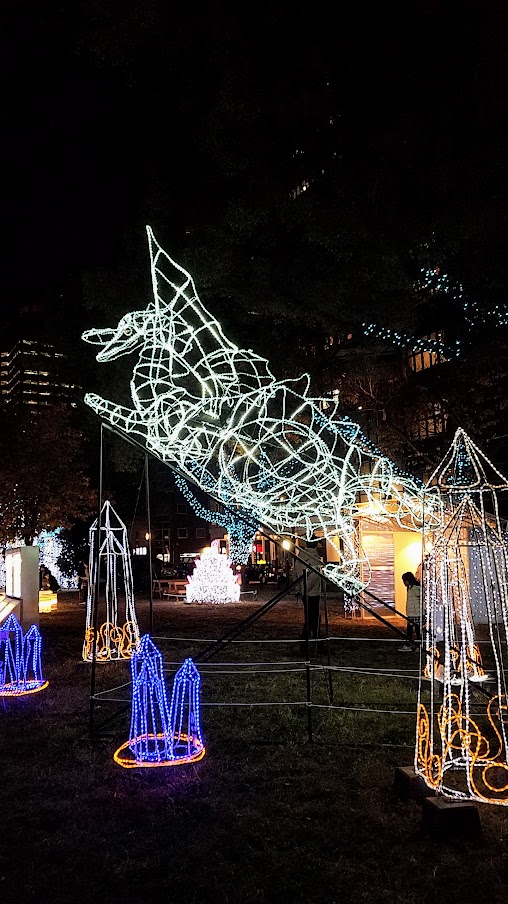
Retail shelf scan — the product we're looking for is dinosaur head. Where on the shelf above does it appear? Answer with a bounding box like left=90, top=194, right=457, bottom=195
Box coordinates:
left=82, top=311, right=146, bottom=361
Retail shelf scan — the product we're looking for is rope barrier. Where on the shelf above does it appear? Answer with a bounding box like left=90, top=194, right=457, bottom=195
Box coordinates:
left=151, top=635, right=410, bottom=644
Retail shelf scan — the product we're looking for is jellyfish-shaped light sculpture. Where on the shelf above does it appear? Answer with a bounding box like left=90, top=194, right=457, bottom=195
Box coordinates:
left=0, top=614, right=48, bottom=696
left=83, top=500, right=140, bottom=662
left=113, top=634, right=205, bottom=768
left=416, top=429, right=508, bottom=805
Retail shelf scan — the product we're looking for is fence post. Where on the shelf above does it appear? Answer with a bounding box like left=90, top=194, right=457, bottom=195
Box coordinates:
left=303, top=568, right=313, bottom=743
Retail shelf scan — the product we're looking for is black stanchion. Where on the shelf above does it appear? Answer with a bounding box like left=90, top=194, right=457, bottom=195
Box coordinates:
left=89, top=423, right=103, bottom=740
left=322, top=582, right=334, bottom=702
left=303, top=568, right=313, bottom=743
left=145, top=453, right=154, bottom=635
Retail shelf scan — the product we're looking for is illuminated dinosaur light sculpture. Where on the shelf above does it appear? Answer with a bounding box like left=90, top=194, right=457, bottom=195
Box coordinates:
left=83, top=227, right=434, bottom=594
left=416, top=429, right=508, bottom=805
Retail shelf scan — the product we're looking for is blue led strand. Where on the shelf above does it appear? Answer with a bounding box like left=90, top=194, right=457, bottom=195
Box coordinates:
left=174, top=473, right=257, bottom=564
left=113, top=634, right=205, bottom=768
left=363, top=263, right=508, bottom=355
left=0, top=614, right=48, bottom=696
left=167, top=658, right=205, bottom=761
left=23, top=624, right=45, bottom=687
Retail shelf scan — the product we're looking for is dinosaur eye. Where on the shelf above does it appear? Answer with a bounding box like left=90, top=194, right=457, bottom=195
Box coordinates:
left=123, top=327, right=132, bottom=337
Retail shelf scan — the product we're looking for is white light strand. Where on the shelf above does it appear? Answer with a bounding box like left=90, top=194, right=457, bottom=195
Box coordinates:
left=416, top=428, right=508, bottom=806
left=83, top=227, right=438, bottom=595
left=36, top=530, right=78, bottom=590
left=83, top=501, right=140, bottom=661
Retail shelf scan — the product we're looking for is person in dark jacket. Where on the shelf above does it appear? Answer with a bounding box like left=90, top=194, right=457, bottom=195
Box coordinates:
left=399, top=571, right=421, bottom=651
left=293, top=538, right=323, bottom=652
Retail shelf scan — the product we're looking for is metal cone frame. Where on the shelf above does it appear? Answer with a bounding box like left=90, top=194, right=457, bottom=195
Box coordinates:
left=416, top=429, right=508, bottom=804
left=83, top=500, right=140, bottom=662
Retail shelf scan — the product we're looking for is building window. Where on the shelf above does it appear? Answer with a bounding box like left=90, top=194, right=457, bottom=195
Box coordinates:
left=408, top=332, right=446, bottom=372
left=196, top=528, right=207, bottom=539
left=178, top=528, right=188, bottom=539
left=176, top=504, right=187, bottom=515
left=413, top=402, right=448, bottom=440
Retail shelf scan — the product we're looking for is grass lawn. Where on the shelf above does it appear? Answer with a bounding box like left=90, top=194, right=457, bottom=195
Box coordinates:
left=1, top=591, right=508, bottom=904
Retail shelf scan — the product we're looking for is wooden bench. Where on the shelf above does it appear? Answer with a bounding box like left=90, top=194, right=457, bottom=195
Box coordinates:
left=159, top=580, right=188, bottom=602
left=152, top=579, right=173, bottom=598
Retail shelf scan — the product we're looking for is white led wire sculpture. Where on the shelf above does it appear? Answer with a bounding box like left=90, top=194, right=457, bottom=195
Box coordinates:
left=83, top=501, right=140, bottom=662
left=416, top=429, right=508, bottom=805
left=83, top=227, right=437, bottom=595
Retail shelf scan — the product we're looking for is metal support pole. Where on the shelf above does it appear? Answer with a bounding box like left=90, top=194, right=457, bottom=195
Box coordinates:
left=89, top=423, right=103, bottom=740
left=145, top=453, right=154, bottom=635
left=322, top=582, right=334, bottom=702
left=303, top=568, right=313, bottom=743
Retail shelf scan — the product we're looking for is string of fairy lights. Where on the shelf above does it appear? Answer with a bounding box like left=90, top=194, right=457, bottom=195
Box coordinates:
left=362, top=264, right=508, bottom=356
left=185, top=546, right=241, bottom=604
left=173, top=473, right=257, bottom=564
left=0, top=529, right=78, bottom=591
left=83, top=226, right=438, bottom=596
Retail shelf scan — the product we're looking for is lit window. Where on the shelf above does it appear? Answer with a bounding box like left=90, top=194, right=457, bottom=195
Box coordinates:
left=412, top=402, right=448, bottom=440
left=408, top=332, right=446, bottom=372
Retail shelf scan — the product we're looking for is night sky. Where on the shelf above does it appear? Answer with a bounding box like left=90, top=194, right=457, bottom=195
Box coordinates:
left=1, top=1, right=507, bottom=336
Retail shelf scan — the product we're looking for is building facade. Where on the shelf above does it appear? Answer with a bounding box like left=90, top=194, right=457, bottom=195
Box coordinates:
left=0, top=338, right=78, bottom=408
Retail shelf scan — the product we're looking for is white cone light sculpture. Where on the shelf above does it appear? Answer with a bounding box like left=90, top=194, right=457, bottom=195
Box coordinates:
left=83, top=501, right=140, bottom=662
left=416, top=429, right=508, bottom=805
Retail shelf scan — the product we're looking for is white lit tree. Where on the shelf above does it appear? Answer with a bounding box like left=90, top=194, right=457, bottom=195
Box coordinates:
left=186, top=547, right=241, bottom=604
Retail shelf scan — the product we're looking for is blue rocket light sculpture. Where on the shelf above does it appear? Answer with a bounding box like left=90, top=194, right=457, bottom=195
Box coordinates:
left=113, top=635, right=205, bottom=768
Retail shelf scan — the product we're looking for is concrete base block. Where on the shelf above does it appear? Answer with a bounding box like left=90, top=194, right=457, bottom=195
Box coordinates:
left=393, top=766, right=436, bottom=802
left=422, top=795, right=482, bottom=840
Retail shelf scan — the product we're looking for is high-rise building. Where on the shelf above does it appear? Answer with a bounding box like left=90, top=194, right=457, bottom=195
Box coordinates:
left=0, top=338, right=78, bottom=408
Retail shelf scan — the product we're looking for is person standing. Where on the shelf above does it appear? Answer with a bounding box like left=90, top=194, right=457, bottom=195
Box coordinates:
left=399, top=571, right=422, bottom=651
left=294, top=538, right=323, bottom=653
left=77, top=560, right=89, bottom=604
